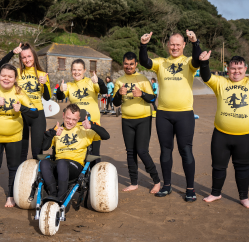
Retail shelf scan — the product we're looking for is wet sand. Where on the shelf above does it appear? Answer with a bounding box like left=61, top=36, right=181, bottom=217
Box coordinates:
left=0, top=95, right=249, bottom=241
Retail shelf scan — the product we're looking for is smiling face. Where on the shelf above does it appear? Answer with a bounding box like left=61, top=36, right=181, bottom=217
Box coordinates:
left=72, top=63, right=86, bottom=81
left=167, top=35, right=185, bottom=58
left=123, top=58, right=137, bottom=75
left=63, top=109, right=80, bottom=130
left=0, top=68, right=16, bottom=90
left=228, top=62, right=247, bottom=82
left=20, top=49, right=35, bottom=68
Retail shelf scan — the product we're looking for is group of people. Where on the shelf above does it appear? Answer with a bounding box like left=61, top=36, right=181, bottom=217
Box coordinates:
left=1, top=27, right=249, bottom=209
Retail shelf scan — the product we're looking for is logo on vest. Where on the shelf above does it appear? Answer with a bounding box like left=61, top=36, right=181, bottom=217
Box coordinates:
left=21, top=81, right=40, bottom=93
left=59, top=133, right=78, bottom=147
left=0, top=98, right=15, bottom=112
left=224, top=93, right=248, bottom=112
left=73, top=88, right=89, bottom=101
left=166, top=63, right=183, bottom=76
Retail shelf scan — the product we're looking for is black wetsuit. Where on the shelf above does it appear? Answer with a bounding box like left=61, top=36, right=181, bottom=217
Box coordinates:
left=139, top=41, right=202, bottom=188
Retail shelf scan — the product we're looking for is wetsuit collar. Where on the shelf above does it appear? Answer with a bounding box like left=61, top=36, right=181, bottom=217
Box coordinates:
left=228, top=76, right=248, bottom=84
left=0, top=85, right=15, bottom=93
left=169, top=55, right=184, bottom=60
left=74, top=77, right=85, bottom=83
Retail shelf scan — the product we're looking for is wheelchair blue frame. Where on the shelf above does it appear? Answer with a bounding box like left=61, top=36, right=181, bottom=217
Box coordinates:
left=33, top=155, right=91, bottom=221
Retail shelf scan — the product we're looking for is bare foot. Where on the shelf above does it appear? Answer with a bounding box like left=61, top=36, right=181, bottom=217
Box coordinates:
left=5, top=197, right=15, bottom=208
left=122, top=185, right=138, bottom=192
left=150, top=182, right=161, bottom=194
left=203, top=194, right=222, bottom=202
left=240, top=199, right=249, bottom=208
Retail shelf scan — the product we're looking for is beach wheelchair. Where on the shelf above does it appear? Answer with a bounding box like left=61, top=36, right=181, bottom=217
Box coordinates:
left=13, top=151, right=119, bottom=236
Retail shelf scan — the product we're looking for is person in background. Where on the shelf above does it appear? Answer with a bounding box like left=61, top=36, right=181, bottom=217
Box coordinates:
left=151, top=77, right=158, bottom=117
left=106, top=76, right=114, bottom=112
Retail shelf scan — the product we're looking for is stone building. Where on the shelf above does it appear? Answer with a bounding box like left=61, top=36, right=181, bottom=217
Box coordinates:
left=37, top=43, right=112, bottom=89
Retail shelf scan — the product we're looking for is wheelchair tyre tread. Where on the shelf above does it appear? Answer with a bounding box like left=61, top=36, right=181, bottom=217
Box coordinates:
left=13, top=159, right=39, bottom=209
left=39, top=201, right=60, bottom=236
left=90, top=162, right=118, bottom=212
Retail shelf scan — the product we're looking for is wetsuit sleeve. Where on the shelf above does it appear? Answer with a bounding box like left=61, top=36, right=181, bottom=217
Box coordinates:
left=141, top=92, right=156, bottom=103
left=41, top=75, right=51, bottom=100
left=56, top=87, right=66, bottom=100
left=200, top=60, right=211, bottom=82
left=139, top=43, right=153, bottom=69
left=191, top=41, right=202, bottom=68
left=113, top=81, right=122, bottom=106
left=113, top=90, right=122, bottom=106
left=98, top=77, right=107, bottom=94
left=0, top=50, right=14, bottom=66
left=20, top=105, right=38, bottom=118
left=90, top=121, right=110, bottom=140
left=43, top=84, right=51, bottom=101
left=42, top=128, right=57, bottom=151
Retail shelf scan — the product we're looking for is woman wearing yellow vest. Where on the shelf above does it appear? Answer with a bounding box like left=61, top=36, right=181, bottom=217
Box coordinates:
left=17, top=43, right=51, bottom=161
left=199, top=52, right=249, bottom=208
left=0, top=64, right=38, bottom=207
left=56, top=59, right=107, bottom=164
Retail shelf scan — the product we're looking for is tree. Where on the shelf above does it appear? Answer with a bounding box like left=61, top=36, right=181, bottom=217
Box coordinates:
left=0, top=0, right=32, bottom=20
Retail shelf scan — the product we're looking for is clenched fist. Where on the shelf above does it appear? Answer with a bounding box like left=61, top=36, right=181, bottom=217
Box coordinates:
left=55, top=121, right=64, bottom=136
left=60, top=80, right=67, bottom=92
left=0, top=97, right=4, bottom=106
left=186, top=29, right=197, bottom=43
left=39, top=73, right=48, bottom=85
left=132, top=86, right=142, bottom=97
left=119, top=84, right=127, bottom=95
left=91, top=71, right=98, bottom=84
left=141, top=32, right=153, bottom=45
left=82, top=116, right=91, bottom=129
left=13, top=101, right=21, bottom=112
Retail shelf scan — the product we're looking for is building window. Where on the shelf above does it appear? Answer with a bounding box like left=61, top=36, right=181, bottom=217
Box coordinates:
left=90, top=60, right=97, bottom=72
left=58, top=57, right=66, bottom=71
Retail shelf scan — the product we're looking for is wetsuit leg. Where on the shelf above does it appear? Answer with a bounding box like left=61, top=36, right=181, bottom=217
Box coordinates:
left=30, top=110, right=46, bottom=159
left=3, top=141, right=22, bottom=197
left=230, top=133, right=249, bottom=200
left=156, top=110, right=174, bottom=186
left=135, top=116, right=160, bottom=184
left=21, top=110, right=46, bottom=161
left=21, top=113, right=30, bottom=162
left=122, top=118, right=138, bottom=185
left=211, top=129, right=231, bottom=196
left=40, top=159, right=57, bottom=196
left=91, top=140, right=101, bottom=166
left=56, top=159, right=82, bottom=199
left=174, top=111, right=195, bottom=188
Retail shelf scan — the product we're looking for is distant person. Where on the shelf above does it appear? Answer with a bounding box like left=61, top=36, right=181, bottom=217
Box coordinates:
left=113, top=52, right=160, bottom=193
left=139, top=30, right=202, bottom=201
left=106, top=76, right=114, bottom=112
left=0, top=43, right=23, bottom=67
left=151, top=78, right=158, bottom=111
left=199, top=52, right=249, bottom=208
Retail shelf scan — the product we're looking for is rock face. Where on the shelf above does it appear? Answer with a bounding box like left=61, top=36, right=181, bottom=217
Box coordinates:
left=0, top=22, right=37, bottom=35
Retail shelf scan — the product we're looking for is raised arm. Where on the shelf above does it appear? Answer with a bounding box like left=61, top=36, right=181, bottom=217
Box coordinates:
left=199, top=50, right=212, bottom=82
left=186, top=30, right=202, bottom=68
left=139, top=32, right=153, bottom=69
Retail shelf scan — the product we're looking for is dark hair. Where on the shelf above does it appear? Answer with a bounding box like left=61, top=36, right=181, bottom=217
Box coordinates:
left=105, top=76, right=112, bottom=83
left=0, top=63, right=21, bottom=94
left=71, top=59, right=86, bottom=70
left=63, top=104, right=80, bottom=114
left=123, top=52, right=137, bottom=62
left=19, top=42, right=44, bottom=79
left=151, top=78, right=156, bottom=82
left=229, top=56, right=246, bottom=67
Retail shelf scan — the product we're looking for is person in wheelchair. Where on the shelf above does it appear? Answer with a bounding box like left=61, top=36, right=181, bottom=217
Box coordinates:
left=40, top=104, right=110, bottom=202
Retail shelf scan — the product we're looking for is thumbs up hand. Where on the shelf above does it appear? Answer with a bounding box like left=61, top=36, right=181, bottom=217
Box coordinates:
left=91, top=71, right=98, bottom=84
left=132, top=86, right=142, bottom=97
left=82, top=116, right=91, bottom=129
left=60, top=80, right=67, bottom=92
left=141, top=32, right=153, bottom=44
left=0, top=97, right=5, bottom=106
left=39, top=73, right=48, bottom=84
left=13, top=101, right=21, bottom=112
left=13, top=43, right=22, bottom=54
left=119, top=83, right=127, bottom=95
left=55, top=121, right=64, bottom=136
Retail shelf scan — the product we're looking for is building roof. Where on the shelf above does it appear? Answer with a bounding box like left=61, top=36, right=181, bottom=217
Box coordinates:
left=37, top=43, right=112, bottom=60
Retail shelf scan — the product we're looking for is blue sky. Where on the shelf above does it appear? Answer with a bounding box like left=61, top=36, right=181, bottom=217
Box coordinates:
left=208, top=0, right=249, bottom=20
